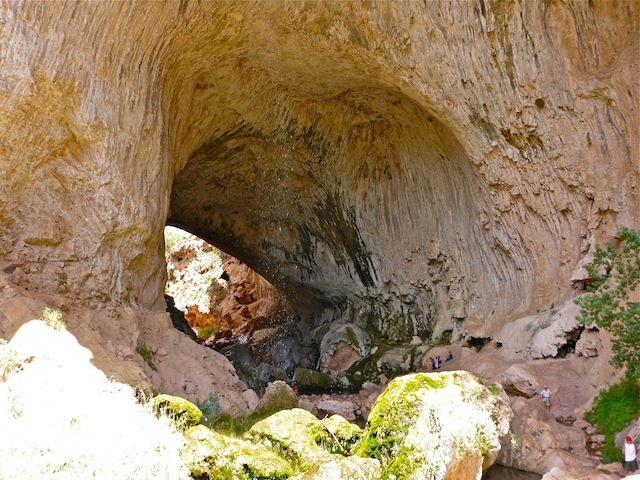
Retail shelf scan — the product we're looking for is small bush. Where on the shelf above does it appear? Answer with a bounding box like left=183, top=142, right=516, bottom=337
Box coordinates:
left=197, top=325, right=219, bottom=341
left=41, top=308, right=65, bottom=330
left=136, top=342, right=157, bottom=371
left=584, top=378, right=640, bottom=463
left=197, top=392, right=221, bottom=427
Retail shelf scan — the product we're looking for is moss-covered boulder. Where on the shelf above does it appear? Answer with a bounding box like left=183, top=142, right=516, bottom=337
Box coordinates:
left=355, top=371, right=512, bottom=480
left=181, top=425, right=293, bottom=479
left=245, top=408, right=331, bottom=468
left=289, top=455, right=382, bottom=480
left=147, top=393, right=202, bottom=429
left=293, top=368, right=333, bottom=390
left=255, top=380, right=298, bottom=413
left=321, top=415, right=363, bottom=455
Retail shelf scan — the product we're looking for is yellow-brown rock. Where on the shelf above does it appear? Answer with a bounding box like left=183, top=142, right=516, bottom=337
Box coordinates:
left=0, top=0, right=637, bottom=379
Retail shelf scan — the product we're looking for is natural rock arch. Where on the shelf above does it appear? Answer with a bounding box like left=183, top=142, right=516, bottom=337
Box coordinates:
left=1, top=0, right=637, bottom=343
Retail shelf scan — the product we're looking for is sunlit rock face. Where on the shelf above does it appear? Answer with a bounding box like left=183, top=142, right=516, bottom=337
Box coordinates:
left=1, top=1, right=637, bottom=341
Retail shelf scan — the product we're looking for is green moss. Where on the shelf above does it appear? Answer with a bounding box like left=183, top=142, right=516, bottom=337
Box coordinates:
left=212, top=408, right=281, bottom=438
left=584, top=378, right=640, bottom=463
left=320, top=415, right=362, bottom=455
left=147, top=394, right=202, bottom=430
left=182, top=425, right=292, bottom=480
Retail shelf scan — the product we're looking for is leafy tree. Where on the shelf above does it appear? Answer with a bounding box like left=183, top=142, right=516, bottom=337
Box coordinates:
left=575, top=226, right=640, bottom=379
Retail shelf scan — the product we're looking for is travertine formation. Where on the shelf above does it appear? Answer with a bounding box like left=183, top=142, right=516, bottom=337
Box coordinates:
left=0, top=0, right=637, bottom=412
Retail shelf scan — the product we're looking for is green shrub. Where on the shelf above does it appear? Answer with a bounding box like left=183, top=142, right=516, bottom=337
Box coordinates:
left=136, top=342, right=157, bottom=371
left=575, top=226, right=640, bottom=379
left=584, top=378, right=640, bottom=463
left=197, top=392, right=221, bottom=428
left=197, top=325, right=219, bottom=341
left=41, top=308, right=65, bottom=330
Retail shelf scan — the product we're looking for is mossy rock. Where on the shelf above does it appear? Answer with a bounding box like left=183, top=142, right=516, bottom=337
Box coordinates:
left=182, top=425, right=293, bottom=480
left=245, top=408, right=330, bottom=468
left=293, top=368, right=333, bottom=390
left=255, top=380, right=298, bottom=413
left=147, top=393, right=202, bottom=428
left=355, top=371, right=512, bottom=480
left=289, top=455, right=382, bottom=479
left=321, top=415, right=363, bottom=455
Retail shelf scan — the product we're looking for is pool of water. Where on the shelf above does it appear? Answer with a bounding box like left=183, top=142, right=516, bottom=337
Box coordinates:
left=483, top=465, right=542, bottom=480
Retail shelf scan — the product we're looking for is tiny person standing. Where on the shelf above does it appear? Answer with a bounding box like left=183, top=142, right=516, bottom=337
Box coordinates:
left=539, top=386, right=551, bottom=411
left=623, top=436, right=638, bottom=473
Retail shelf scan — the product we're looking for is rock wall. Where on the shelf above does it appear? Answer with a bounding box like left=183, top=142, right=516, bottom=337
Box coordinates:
left=1, top=1, right=638, bottom=345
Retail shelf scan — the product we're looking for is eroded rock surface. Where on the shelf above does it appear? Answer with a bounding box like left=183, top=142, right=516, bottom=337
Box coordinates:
left=1, top=0, right=637, bottom=343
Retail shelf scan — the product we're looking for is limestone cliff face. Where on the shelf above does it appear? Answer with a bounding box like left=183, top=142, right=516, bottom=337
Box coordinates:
left=1, top=1, right=638, bottom=343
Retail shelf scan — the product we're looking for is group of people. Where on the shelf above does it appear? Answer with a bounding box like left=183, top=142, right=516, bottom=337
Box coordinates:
left=429, top=351, right=453, bottom=370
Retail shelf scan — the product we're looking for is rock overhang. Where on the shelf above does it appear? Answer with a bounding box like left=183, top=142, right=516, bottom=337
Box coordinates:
left=0, top=0, right=637, bottom=342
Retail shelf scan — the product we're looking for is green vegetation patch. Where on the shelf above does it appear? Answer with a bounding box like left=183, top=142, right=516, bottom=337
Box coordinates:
left=182, top=425, right=292, bottom=480
left=584, top=378, right=640, bottom=463
left=147, top=394, right=203, bottom=430
left=575, top=226, right=640, bottom=379
left=136, top=342, right=157, bottom=371
left=197, top=325, right=219, bottom=341
left=42, top=308, right=66, bottom=331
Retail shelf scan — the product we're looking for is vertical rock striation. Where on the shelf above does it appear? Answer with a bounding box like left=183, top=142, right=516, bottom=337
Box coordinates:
left=1, top=1, right=637, bottom=344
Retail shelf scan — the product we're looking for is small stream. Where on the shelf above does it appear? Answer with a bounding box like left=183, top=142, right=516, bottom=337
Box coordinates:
left=483, top=465, right=542, bottom=480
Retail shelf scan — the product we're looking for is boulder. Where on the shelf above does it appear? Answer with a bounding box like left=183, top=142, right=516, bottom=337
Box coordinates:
left=575, top=329, right=602, bottom=358
left=376, top=347, right=414, bottom=374
left=500, top=364, right=542, bottom=398
left=255, top=380, right=298, bottom=413
left=254, top=362, right=289, bottom=385
left=289, top=455, right=381, bottom=480
left=616, top=418, right=640, bottom=450
left=293, top=368, right=334, bottom=391
left=355, top=371, right=512, bottom=479
left=245, top=408, right=329, bottom=468
left=147, top=393, right=203, bottom=429
left=181, top=425, right=293, bottom=479
left=320, top=415, right=363, bottom=455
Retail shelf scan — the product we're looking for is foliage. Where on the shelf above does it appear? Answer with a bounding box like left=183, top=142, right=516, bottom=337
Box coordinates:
left=41, top=307, right=66, bottom=330
left=197, top=392, right=221, bottom=428
left=584, top=378, right=640, bottom=463
left=197, top=325, right=219, bottom=341
left=575, top=226, right=640, bottom=379
left=136, top=342, right=157, bottom=371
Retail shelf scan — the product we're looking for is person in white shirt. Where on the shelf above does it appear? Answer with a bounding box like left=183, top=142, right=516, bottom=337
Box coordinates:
left=539, top=387, right=551, bottom=411
left=623, top=436, right=638, bottom=473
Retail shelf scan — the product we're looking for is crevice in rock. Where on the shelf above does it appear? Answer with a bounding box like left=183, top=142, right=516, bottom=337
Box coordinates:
left=555, top=326, right=584, bottom=358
